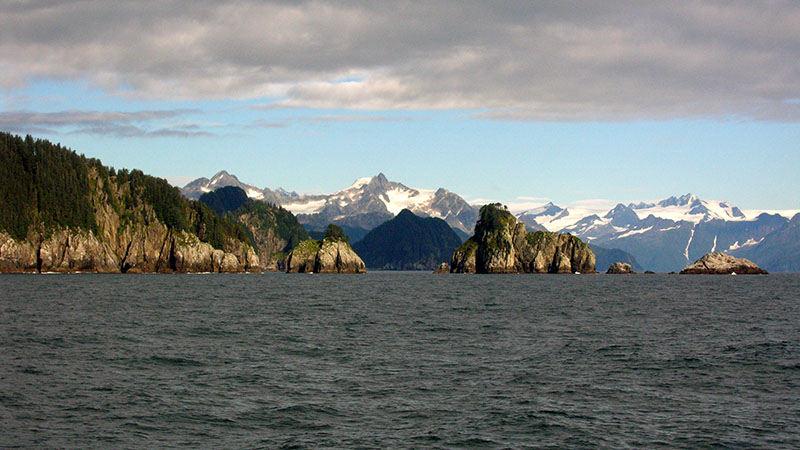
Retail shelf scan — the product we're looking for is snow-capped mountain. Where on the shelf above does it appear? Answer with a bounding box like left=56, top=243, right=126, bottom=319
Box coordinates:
left=181, top=172, right=479, bottom=233
left=180, top=172, right=799, bottom=271
left=180, top=170, right=300, bottom=204
left=280, top=173, right=479, bottom=233
left=515, top=194, right=793, bottom=272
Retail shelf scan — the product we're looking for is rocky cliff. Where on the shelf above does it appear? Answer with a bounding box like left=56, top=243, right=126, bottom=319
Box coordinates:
left=680, top=253, right=767, bottom=274
left=286, top=225, right=366, bottom=273
left=199, top=187, right=309, bottom=271
left=451, top=204, right=595, bottom=274
left=0, top=133, right=259, bottom=273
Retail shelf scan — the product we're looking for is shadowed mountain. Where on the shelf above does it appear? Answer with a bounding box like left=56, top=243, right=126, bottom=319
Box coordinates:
left=352, top=209, right=463, bottom=270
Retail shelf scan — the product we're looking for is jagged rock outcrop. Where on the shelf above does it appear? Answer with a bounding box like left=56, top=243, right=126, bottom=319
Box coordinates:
left=450, top=204, right=596, bottom=274
left=286, top=227, right=366, bottom=274
left=680, top=253, right=767, bottom=274
left=607, top=262, right=635, bottom=274
left=286, top=238, right=366, bottom=274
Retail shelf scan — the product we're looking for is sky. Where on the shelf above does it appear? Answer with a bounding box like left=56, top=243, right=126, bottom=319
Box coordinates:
left=1, top=1, right=798, bottom=211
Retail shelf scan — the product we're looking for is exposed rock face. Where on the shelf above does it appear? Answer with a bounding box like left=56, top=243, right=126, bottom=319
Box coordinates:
left=286, top=238, right=366, bottom=274
left=199, top=188, right=309, bottom=271
left=0, top=223, right=260, bottom=274
left=607, top=262, right=635, bottom=274
left=433, top=262, right=450, bottom=274
left=0, top=231, right=39, bottom=273
left=0, top=162, right=260, bottom=273
left=680, top=252, right=767, bottom=274
left=451, top=204, right=596, bottom=274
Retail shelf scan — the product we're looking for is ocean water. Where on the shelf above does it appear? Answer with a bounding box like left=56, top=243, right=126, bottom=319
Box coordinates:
left=1, top=272, right=799, bottom=449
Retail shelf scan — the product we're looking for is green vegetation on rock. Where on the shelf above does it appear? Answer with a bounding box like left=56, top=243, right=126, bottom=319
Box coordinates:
left=451, top=203, right=596, bottom=274
left=198, top=186, right=310, bottom=269
left=0, top=132, right=258, bottom=273
left=323, top=223, right=349, bottom=243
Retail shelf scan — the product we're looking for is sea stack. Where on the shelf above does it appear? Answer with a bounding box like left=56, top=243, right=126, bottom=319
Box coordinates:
left=607, top=262, right=636, bottom=274
left=680, top=253, right=767, bottom=274
left=450, top=203, right=596, bottom=274
left=286, top=224, right=366, bottom=273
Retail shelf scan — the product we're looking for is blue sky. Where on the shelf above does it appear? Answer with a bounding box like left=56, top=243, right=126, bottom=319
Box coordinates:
left=1, top=1, right=799, bottom=211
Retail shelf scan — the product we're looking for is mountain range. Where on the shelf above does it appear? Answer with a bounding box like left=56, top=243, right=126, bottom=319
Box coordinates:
left=181, top=172, right=800, bottom=272
left=182, top=171, right=479, bottom=234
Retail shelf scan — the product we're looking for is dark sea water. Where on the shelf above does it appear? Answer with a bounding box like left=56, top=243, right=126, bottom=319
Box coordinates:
left=1, top=273, right=799, bottom=449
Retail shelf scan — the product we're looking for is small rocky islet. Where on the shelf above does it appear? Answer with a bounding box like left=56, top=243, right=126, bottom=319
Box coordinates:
left=286, top=225, right=366, bottom=274
left=607, top=262, right=636, bottom=274
left=680, top=252, right=768, bottom=274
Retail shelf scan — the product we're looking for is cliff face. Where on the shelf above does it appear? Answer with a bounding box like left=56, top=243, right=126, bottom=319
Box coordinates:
left=0, top=133, right=259, bottom=273
left=451, top=204, right=596, bottom=274
left=0, top=177, right=260, bottom=273
left=286, top=238, right=366, bottom=274
left=680, top=253, right=767, bottom=274
left=225, top=201, right=308, bottom=271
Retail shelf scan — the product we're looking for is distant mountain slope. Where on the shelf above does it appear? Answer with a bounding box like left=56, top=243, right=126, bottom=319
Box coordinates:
left=182, top=170, right=300, bottom=203
left=180, top=171, right=799, bottom=272
left=182, top=172, right=479, bottom=233
left=517, top=195, right=791, bottom=272
left=589, top=245, right=644, bottom=273
left=198, top=186, right=309, bottom=270
left=730, top=214, right=800, bottom=272
left=352, top=209, right=463, bottom=270
left=0, top=133, right=258, bottom=273
left=199, top=185, right=250, bottom=216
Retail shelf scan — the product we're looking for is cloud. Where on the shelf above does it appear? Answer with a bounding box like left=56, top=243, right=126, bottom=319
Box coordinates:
left=2, top=1, right=800, bottom=121
left=0, top=109, right=211, bottom=137
left=284, top=113, right=413, bottom=123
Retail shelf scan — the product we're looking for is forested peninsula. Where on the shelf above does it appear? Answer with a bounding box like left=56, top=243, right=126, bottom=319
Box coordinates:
left=0, top=133, right=259, bottom=273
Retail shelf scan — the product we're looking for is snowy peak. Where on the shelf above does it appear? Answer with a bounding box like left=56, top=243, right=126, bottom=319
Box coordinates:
left=209, top=170, right=236, bottom=186
left=180, top=170, right=294, bottom=202
left=628, top=193, right=748, bottom=224
left=181, top=169, right=260, bottom=200
left=520, top=202, right=565, bottom=218
left=604, top=203, right=640, bottom=226
left=656, top=193, right=698, bottom=208
left=277, top=173, right=479, bottom=232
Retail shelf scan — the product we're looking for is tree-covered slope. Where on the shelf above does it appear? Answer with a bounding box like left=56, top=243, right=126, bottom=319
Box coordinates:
left=352, top=209, right=463, bottom=270
left=0, top=132, right=257, bottom=272
left=199, top=185, right=310, bottom=269
left=199, top=185, right=250, bottom=217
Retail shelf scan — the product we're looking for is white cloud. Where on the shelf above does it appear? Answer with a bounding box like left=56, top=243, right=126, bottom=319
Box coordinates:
left=2, top=1, right=800, bottom=121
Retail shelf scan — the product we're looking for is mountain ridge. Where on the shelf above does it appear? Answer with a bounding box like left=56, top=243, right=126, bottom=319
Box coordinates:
left=180, top=171, right=799, bottom=272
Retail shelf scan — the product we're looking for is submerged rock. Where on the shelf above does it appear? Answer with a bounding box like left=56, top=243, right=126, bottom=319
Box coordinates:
left=450, top=204, right=595, bottom=274
left=680, top=252, right=767, bottom=274
left=607, top=262, right=635, bottom=274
